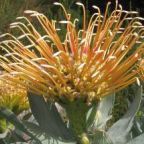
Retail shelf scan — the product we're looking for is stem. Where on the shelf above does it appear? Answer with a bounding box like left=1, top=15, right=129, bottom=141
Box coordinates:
left=60, top=99, right=90, bottom=141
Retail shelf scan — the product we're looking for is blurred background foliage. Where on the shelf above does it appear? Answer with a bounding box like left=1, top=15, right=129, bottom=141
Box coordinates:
left=0, top=77, right=28, bottom=133
left=0, top=0, right=144, bottom=34
left=0, top=0, right=144, bottom=134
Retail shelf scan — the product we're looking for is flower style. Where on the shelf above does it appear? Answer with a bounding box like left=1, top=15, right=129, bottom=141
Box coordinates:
left=0, top=2, right=144, bottom=103
left=138, top=59, right=144, bottom=80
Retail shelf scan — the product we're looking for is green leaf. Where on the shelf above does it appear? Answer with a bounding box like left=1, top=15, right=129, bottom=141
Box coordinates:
left=0, top=129, right=25, bottom=143
left=0, top=107, right=40, bottom=143
left=86, top=103, right=97, bottom=128
left=23, top=121, right=76, bottom=144
left=132, top=118, right=143, bottom=137
left=32, top=135, right=76, bottom=144
left=0, top=108, right=29, bottom=136
left=88, top=94, right=115, bottom=131
left=28, top=93, right=74, bottom=141
left=107, top=86, right=142, bottom=144
left=88, top=130, right=113, bottom=144
left=0, top=139, right=9, bottom=144
left=126, top=133, right=144, bottom=144
left=12, top=143, right=27, bottom=144
left=0, top=130, right=9, bottom=139
left=23, top=121, right=49, bottom=141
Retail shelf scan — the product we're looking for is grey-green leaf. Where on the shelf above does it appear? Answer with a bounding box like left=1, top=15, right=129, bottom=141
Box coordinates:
left=0, top=107, right=41, bottom=143
left=126, top=133, right=144, bottom=144
left=31, top=134, right=76, bottom=144
left=107, top=86, right=142, bottom=144
left=89, top=94, right=115, bottom=131
left=23, top=121, right=43, bottom=137
left=89, top=130, right=113, bottom=144
left=0, top=130, right=9, bottom=139
left=28, top=93, right=74, bottom=141
left=0, top=107, right=34, bottom=139
left=0, top=108, right=26, bottom=133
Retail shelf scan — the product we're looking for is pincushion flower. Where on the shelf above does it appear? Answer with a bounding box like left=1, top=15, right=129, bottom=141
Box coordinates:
left=0, top=2, right=144, bottom=103
left=0, top=75, right=28, bottom=111
left=0, top=77, right=28, bottom=133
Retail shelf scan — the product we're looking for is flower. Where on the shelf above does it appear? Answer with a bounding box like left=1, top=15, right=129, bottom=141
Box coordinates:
left=0, top=75, right=28, bottom=112
left=0, top=2, right=143, bottom=103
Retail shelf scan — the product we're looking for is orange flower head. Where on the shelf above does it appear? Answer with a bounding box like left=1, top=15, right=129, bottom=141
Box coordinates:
left=0, top=2, right=144, bottom=102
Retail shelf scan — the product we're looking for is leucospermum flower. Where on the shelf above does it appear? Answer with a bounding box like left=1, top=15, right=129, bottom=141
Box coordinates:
left=0, top=2, right=144, bottom=103
left=0, top=76, right=28, bottom=112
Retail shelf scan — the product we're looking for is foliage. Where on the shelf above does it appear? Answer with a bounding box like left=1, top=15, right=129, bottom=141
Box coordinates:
left=0, top=86, right=143, bottom=144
